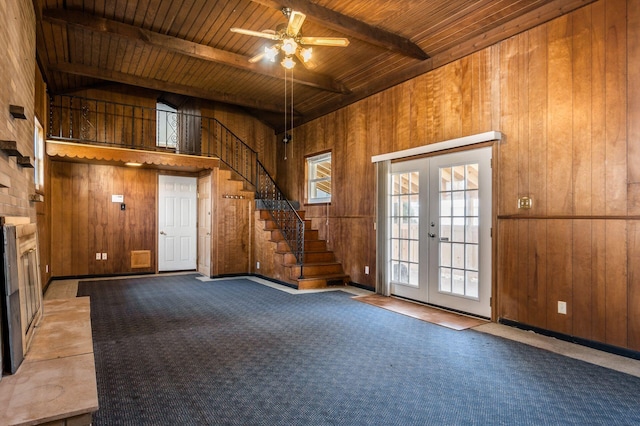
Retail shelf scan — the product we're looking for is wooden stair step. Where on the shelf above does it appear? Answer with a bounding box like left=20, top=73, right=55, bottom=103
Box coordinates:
left=286, top=262, right=345, bottom=279
left=269, top=228, right=319, bottom=242
left=295, top=274, right=350, bottom=290
left=278, top=251, right=336, bottom=264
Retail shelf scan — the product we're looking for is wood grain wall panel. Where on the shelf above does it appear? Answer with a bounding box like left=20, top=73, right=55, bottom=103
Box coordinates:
left=545, top=220, right=573, bottom=335
left=591, top=219, right=607, bottom=343
left=628, top=3, right=640, bottom=215
left=605, top=220, right=627, bottom=347
left=498, top=36, right=520, bottom=216
left=517, top=33, right=529, bottom=213
left=472, top=49, right=493, bottom=135
left=430, top=67, right=445, bottom=144
left=460, top=54, right=473, bottom=137
left=572, top=220, right=592, bottom=338
left=394, top=84, right=412, bottom=152
left=604, top=0, right=627, bottom=216
left=527, top=220, right=548, bottom=328
left=50, top=161, right=157, bottom=277
left=629, top=221, right=640, bottom=350
left=590, top=0, right=607, bottom=216
left=210, top=169, right=252, bottom=275
left=50, top=164, right=72, bottom=276
left=332, top=218, right=374, bottom=285
left=72, top=163, right=89, bottom=276
left=516, top=221, right=530, bottom=324
left=527, top=24, right=548, bottom=216
left=442, top=59, right=463, bottom=141
left=629, top=1, right=640, bottom=186
left=546, top=15, right=573, bottom=216
left=410, top=73, right=428, bottom=146
left=571, top=6, right=593, bottom=216
left=497, top=219, right=519, bottom=320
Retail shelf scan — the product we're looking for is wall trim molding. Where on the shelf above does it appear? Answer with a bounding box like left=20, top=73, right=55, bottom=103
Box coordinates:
left=371, top=131, right=502, bottom=163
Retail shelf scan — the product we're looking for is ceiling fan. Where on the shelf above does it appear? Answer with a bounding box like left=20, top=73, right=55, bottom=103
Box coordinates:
left=230, top=8, right=350, bottom=69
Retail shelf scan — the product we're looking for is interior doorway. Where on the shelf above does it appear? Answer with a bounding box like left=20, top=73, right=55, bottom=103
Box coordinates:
left=158, top=175, right=197, bottom=272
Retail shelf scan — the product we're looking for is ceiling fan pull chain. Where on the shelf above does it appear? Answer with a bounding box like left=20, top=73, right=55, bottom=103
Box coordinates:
left=284, top=67, right=288, bottom=161
left=290, top=67, right=294, bottom=161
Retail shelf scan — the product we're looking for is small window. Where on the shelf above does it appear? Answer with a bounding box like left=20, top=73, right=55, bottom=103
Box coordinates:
left=34, top=117, right=44, bottom=190
left=156, top=102, right=178, bottom=148
left=306, top=152, right=331, bottom=204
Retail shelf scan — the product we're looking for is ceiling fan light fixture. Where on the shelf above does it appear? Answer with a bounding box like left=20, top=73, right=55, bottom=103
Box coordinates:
left=300, top=47, right=313, bottom=62
left=265, top=45, right=279, bottom=61
left=281, top=38, right=298, bottom=56
left=281, top=56, right=296, bottom=69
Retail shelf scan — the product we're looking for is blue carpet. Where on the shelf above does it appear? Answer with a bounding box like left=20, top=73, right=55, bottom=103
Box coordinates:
left=78, top=275, right=640, bottom=425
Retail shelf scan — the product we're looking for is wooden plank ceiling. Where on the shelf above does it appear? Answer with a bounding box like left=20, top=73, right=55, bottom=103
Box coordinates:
left=34, top=0, right=594, bottom=131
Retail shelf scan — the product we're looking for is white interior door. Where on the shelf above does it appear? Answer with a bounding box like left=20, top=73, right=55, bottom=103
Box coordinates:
left=197, top=174, right=212, bottom=276
left=158, top=175, right=197, bottom=271
left=388, top=147, right=492, bottom=318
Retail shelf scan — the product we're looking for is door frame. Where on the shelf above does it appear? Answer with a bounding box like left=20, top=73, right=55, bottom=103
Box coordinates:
left=157, top=174, right=198, bottom=272
left=373, top=132, right=501, bottom=320
left=197, top=173, right=213, bottom=276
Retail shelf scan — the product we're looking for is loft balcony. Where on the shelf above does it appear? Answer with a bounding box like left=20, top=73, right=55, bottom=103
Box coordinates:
left=47, top=94, right=256, bottom=183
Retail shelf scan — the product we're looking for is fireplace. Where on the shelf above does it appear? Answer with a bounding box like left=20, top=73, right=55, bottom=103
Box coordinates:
left=1, top=218, right=43, bottom=375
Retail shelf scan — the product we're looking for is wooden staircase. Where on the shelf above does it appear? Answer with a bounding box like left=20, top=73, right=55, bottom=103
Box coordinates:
left=258, top=209, right=350, bottom=289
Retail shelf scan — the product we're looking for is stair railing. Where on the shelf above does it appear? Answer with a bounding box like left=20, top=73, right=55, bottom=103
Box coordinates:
left=48, top=94, right=305, bottom=273
left=256, top=162, right=305, bottom=278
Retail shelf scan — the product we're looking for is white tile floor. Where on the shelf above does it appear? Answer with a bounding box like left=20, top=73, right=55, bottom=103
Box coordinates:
left=46, top=273, right=640, bottom=379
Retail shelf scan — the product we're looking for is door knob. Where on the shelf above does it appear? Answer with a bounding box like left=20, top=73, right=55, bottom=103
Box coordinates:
left=160, top=231, right=166, bottom=235
left=429, top=232, right=436, bottom=238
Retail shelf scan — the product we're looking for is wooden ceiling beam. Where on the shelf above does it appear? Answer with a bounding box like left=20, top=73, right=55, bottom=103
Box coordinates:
left=250, top=0, right=429, bottom=60
left=42, top=9, right=350, bottom=95
left=48, top=62, right=293, bottom=114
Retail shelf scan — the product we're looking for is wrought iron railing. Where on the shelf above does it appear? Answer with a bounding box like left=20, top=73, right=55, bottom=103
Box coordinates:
left=256, top=162, right=305, bottom=277
left=48, top=94, right=305, bottom=270
left=48, top=94, right=257, bottom=187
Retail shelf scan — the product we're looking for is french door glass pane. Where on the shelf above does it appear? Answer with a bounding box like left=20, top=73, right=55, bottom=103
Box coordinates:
left=390, top=171, right=420, bottom=286
left=438, top=162, right=481, bottom=299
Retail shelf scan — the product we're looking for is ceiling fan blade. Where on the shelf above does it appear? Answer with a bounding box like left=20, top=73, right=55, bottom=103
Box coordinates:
left=249, top=51, right=267, bottom=63
left=287, top=10, right=306, bottom=36
left=295, top=51, right=317, bottom=70
left=299, top=36, right=350, bottom=47
left=230, top=28, right=280, bottom=40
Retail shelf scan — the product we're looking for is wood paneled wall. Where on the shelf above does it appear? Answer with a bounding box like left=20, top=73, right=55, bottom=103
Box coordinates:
left=276, top=0, right=640, bottom=351
left=496, top=0, right=640, bottom=351
left=50, top=161, right=157, bottom=276
left=207, top=167, right=254, bottom=276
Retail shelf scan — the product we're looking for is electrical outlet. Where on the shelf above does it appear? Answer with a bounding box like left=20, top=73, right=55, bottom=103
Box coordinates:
left=365, top=265, right=369, bottom=275
left=102, top=253, right=108, bottom=260
left=558, top=301, right=567, bottom=315
left=96, top=253, right=101, bottom=260
left=256, top=261, right=260, bottom=270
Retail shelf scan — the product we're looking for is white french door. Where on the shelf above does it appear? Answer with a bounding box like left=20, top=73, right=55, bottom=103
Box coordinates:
left=158, top=175, right=197, bottom=272
left=388, top=147, right=492, bottom=318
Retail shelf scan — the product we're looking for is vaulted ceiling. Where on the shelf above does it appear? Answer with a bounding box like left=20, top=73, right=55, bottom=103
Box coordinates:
left=34, top=0, right=594, bottom=131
